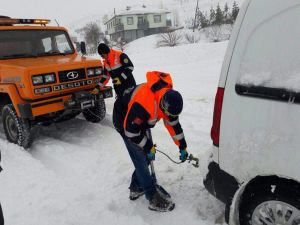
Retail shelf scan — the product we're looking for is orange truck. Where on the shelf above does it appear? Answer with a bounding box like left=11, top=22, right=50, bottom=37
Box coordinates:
left=0, top=17, right=113, bottom=148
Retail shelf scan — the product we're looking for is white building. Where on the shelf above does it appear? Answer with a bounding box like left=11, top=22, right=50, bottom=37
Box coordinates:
left=105, top=6, right=172, bottom=43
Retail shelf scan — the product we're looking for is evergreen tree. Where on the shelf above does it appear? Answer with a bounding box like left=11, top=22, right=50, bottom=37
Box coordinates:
left=215, top=3, right=224, bottom=25
left=223, top=2, right=231, bottom=24
left=194, top=11, right=201, bottom=30
left=231, top=1, right=240, bottom=21
left=209, top=7, right=216, bottom=26
left=199, top=11, right=209, bottom=28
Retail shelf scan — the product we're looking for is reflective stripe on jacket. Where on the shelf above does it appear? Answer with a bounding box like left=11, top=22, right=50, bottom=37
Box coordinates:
left=99, top=48, right=136, bottom=96
left=123, top=71, right=187, bottom=151
left=104, top=49, right=123, bottom=73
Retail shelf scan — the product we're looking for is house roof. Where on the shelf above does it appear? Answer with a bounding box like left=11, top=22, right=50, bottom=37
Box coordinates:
left=105, top=6, right=171, bottom=24
left=117, top=8, right=171, bottom=16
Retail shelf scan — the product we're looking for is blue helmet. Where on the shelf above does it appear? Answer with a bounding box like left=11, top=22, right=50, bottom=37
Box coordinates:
left=161, top=90, right=183, bottom=116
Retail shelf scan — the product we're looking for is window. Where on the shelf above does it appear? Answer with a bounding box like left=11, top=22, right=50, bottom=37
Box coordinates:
left=138, top=17, right=143, bottom=24
left=0, top=30, right=74, bottom=59
left=237, top=6, right=300, bottom=91
left=41, top=37, right=51, bottom=52
left=154, top=15, right=161, bottom=23
left=127, top=17, right=133, bottom=25
left=236, top=5, right=300, bottom=101
left=55, top=34, right=72, bottom=53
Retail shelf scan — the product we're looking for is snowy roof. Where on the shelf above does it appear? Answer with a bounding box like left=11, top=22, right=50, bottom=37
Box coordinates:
left=117, top=7, right=171, bottom=16
left=105, top=6, right=171, bottom=23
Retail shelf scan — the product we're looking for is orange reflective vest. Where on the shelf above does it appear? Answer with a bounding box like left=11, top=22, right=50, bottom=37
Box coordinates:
left=124, top=71, right=186, bottom=149
left=99, top=49, right=123, bottom=86
left=103, top=48, right=123, bottom=74
left=99, top=48, right=136, bottom=96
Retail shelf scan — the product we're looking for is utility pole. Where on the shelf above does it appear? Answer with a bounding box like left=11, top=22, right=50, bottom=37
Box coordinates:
left=193, top=0, right=199, bottom=32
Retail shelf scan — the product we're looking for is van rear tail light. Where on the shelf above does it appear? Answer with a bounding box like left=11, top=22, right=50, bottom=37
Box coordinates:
left=211, top=87, right=224, bottom=147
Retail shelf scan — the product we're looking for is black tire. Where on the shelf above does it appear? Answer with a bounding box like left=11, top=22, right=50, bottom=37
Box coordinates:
left=0, top=202, right=3, bottom=225
left=2, top=104, right=33, bottom=148
left=239, top=184, right=300, bottom=225
left=82, top=97, right=106, bottom=123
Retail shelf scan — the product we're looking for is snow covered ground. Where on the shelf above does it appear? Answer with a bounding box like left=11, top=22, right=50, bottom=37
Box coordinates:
left=0, top=36, right=228, bottom=225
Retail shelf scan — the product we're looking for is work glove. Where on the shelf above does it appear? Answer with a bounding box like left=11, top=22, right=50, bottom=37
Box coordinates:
left=90, top=87, right=100, bottom=95
left=112, top=77, right=121, bottom=85
left=147, top=145, right=156, bottom=161
left=179, top=148, right=188, bottom=162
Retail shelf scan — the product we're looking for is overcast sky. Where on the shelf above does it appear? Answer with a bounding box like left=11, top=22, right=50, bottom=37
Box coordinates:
left=1, top=0, right=172, bottom=27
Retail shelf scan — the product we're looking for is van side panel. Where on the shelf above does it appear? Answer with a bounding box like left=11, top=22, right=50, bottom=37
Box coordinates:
left=219, top=0, right=300, bottom=182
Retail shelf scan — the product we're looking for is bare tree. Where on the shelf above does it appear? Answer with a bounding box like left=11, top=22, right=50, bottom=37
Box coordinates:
left=102, top=14, right=109, bottom=25
left=111, top=37, right=127, bottom=51
left=156, top=30, right=183, bottom=47
left=76, top=22, right=104, bottom=54
left=184, top=32, right=200, bottom=43
left=205, top=24, right=232, bottom=42
left=173, top=9, right=180, bottom=27
left=185, top=17, right=195, bottom=29
left=206, top=26, right=222, bottom=42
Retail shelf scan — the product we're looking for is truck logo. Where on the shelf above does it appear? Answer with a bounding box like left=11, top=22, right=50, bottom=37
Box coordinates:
left=66, top=71, right=79, bottom=80
left=53, top=78, right=100, bottom=91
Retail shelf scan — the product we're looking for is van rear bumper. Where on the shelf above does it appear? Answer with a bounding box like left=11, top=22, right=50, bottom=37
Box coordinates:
left=203, top=161, right=240, bottom=222
left=203, top=161, right=239, bottom=205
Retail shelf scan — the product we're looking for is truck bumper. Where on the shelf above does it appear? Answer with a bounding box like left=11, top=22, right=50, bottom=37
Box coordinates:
left=18, top=87, right=113, bottom=119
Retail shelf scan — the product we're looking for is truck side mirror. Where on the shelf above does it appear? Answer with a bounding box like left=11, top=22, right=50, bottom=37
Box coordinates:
left=80, top=41, right=87, bottom=55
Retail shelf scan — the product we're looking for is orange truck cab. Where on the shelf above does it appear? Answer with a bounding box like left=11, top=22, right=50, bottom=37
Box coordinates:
left=0, top=17, right=113, bottom=148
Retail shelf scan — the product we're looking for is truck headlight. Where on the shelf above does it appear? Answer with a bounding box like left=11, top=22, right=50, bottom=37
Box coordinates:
left=87, top=67, right=102, bottom=76
left=95, top=67, right=102, bottom=75
left=87, top=68, right=95, bottom=76
left=32, top=73, right=56, bottom=85
left=32, top=75, right=43, bottom=85
left=44, top=74, right=55, bottom=83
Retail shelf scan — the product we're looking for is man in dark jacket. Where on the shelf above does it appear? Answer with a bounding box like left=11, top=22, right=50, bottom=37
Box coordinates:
left=94, top=43, right=136, bottom=97
left=92, top=43, right=136, bottom=135
left=121, top=71, right=188, bottom=212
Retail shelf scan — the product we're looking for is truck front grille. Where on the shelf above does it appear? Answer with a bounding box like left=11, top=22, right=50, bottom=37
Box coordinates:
left=58, top=69, right=86, bottom=83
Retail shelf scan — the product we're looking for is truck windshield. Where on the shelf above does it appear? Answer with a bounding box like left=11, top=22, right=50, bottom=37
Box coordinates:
left=0, top=29, right=75, bottom=59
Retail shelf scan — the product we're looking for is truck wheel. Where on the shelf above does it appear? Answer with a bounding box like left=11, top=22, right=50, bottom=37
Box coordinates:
left=239, top=185, right=300, bottom=225
left=82, top=97, right=106, bottom=123
left=2, top=104, right=33, bottom=148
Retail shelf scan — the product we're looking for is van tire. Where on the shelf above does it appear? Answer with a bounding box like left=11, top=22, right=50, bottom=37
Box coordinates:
left=82, top=97, right=106, bottom=123
left=0, top=202, right=3, bottom=225
left=239, top=184, right=300, bottom=225
left=2, top=104, right=33, bottom=148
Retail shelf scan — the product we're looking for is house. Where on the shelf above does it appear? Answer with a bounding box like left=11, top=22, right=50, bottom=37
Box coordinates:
left=105, top=6, right=172, bottom=43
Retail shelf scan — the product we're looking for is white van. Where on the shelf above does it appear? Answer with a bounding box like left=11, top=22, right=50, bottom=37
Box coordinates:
left=203, top=0, right=300, bottom=224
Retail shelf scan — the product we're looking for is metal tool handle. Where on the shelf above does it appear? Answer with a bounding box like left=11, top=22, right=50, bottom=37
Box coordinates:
left=150, top=160, right=157, bottom=183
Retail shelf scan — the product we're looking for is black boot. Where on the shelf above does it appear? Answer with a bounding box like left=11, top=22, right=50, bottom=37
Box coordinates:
left=148, top=191, right=175, bottom=212
left=129, top=187, right=144, bottom=201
